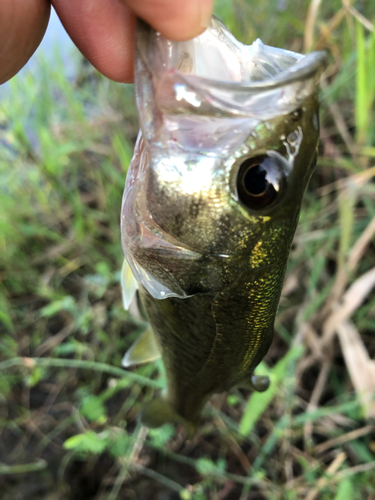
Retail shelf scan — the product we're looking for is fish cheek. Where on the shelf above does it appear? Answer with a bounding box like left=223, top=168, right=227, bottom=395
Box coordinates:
left=145, top=168, right=196, bottom=245
left=145, top=164, right=232, bottom=254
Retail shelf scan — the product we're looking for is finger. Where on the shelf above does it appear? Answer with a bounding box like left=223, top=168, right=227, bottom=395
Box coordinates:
left=120, top=0, right=213, bottom=41
left=52, top=0, right=214, bottom=84
left=52, top=0, right=135, bottom=83
left=0, top=0, right=50, bottom=84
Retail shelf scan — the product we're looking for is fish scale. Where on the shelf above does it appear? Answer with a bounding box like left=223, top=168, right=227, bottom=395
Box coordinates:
left=120, top=17, right=327, bottom=433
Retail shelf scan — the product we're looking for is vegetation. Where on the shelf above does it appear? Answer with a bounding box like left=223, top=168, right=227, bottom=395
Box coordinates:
left=1, top=1, right=375, bottom=498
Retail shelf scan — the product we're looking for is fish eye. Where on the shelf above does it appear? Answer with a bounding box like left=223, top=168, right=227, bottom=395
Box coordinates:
left=236, top=156, right=285, bottom=210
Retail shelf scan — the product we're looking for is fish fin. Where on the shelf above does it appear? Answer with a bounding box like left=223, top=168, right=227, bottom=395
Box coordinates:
left=250, top=375, right=270, bottom=392
left=121, top=258, right=138, bottom=310
left=122, top=325, right=161, bottom=367
left=238, top=375, right=270, bottom=392
left=140, top=396, right=197, bottom=438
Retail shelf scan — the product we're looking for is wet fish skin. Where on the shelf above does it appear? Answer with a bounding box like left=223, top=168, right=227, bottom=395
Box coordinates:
left=121, top=18, right=327, bottom=431
left=137, top=100, right=319, bottom=428
left=134, top=95, right=319, bottom=295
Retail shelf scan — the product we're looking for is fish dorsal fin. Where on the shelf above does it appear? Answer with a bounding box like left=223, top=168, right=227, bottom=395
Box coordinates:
left=122, top=325, right=161, bottom=367
left=121, top=258, right=138, bottom=310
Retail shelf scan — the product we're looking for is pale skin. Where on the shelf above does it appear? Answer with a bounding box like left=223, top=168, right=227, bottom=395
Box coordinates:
left=0, top=0, right=213, bottom=85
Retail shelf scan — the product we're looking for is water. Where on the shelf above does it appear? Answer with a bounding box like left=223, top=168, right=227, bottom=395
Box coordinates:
left=0, top=7, right=78, bottom=99
left=34, top=7, right=77, bottom=73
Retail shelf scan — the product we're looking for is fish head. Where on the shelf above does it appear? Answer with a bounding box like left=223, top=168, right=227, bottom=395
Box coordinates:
left=121, top=18, right=327, bottom=299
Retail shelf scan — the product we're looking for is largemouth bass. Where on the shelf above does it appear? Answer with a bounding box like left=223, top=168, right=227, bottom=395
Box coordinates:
left=121, top=17, right=327, bottom=433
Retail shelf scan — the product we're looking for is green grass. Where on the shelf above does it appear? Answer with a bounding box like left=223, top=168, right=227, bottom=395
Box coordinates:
left=1, top=1, right=375, bottom=499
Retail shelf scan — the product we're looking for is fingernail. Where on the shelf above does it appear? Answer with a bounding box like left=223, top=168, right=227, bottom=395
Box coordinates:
left=197, top=0, right=213, bottom=33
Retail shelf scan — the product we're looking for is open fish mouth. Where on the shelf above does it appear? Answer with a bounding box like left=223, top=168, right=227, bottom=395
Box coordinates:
left=136, top=16, right=327, bottom=124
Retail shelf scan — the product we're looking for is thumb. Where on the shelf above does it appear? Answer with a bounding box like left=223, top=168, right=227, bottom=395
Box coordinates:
left=120, top=0, right=214, bottom=41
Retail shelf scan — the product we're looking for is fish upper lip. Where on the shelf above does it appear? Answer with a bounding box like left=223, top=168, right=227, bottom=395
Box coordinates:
left=168, top=50, right=328, bottom=92
left=137, top=16, right=328, bottom=121
left=138, top=17, right=328, bottom=91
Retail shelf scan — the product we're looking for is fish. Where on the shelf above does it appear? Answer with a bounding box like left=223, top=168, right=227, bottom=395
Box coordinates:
left=120, top=17, right=327, bottom=434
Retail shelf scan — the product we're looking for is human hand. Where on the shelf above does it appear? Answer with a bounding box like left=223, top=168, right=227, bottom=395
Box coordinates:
left=0, top=0, right=213, bottom=85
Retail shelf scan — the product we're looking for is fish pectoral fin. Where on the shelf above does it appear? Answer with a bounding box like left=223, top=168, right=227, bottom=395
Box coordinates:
left=250, top=374, right=270, bottom=392
left=239, top=374, right=270, bottom=393
left=139, top=396, right=197, bottom=438
left=122, top=325, right=161, bottom=367
left=121, top=258, right=138, bottom=310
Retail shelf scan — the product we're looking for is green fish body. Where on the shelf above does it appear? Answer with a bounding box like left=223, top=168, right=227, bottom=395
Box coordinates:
left=121, top=18, right=327, bottom=431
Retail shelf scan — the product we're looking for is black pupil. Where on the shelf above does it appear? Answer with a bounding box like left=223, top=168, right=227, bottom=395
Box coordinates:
left=244, top=165, right=268, bottom=195
left=236, top=155, right=283, bottom=210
